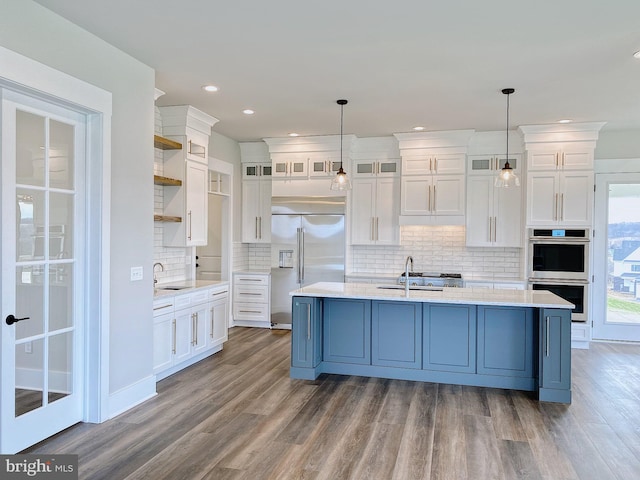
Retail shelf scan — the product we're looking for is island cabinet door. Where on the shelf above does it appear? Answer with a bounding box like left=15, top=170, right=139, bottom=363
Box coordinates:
left=540, top=308, right=571, bottom=390
left=423, top=304, right=477, bottom=373
left=323, top=298, right=371, bottom=365
left=291, top=297, right=322, bottom=368
left=371, top=301, right=422, bottom=369
left=477, top=306, right=534, bottom=377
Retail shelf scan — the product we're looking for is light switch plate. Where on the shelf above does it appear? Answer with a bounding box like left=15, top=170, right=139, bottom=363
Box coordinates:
left=130, top=266, right=143, bottom=281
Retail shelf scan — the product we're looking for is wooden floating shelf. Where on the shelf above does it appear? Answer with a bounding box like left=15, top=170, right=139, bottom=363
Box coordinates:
left=154, top=175, right=182, bottom=186
left=154, top=135, right=182, bottom=150
left=154, top=215, right=182, bottom=223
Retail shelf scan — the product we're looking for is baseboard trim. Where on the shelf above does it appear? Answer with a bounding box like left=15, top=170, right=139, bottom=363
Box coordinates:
left=108, top=375, right=157, bottom=419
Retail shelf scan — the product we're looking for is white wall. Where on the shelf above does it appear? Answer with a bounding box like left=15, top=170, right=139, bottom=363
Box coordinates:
left=595, top=130, right=640, bottom=160
left=0, top=1, right=155, bottom=400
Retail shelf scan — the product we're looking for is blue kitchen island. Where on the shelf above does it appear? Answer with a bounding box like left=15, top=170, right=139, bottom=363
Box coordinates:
left=289, top=282, right=574, bottom=403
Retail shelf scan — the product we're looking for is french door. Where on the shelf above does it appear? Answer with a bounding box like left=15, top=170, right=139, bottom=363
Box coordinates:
left=592, top=173, right=640, bottom=341
left=1, top=90, right=86, bottom=453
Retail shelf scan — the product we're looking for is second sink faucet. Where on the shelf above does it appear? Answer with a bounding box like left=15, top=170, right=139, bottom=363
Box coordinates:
left=405, top=256, right=414, bottom=295
left=153, top=262, right=164, bottom=287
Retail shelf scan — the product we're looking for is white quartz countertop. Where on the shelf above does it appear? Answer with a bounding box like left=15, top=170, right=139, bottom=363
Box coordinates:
left=290, top=282, right=574, bottom=309
left=154, top=280, right=228, bottom=298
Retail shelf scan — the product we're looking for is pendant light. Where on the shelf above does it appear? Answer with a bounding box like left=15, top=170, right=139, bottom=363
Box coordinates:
left=495, top=88, right=520, bottom=188
left=330, top=99, right=352, bottom=191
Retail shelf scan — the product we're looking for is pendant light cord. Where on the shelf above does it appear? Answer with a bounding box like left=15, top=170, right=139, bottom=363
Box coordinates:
left=506, top=91, right=510, bottom=160
left=340, top=102, right=344, bottom=169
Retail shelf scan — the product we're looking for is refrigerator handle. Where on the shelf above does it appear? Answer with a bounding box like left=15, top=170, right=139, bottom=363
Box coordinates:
left=300, top=228, right=305, bottom=283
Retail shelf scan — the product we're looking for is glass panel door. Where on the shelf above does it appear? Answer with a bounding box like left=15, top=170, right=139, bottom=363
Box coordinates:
left=593, top=174, right=640, bottom=341
left=1, top=90, right=85, bottom=453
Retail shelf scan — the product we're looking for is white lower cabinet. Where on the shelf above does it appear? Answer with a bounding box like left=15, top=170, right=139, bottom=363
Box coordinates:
left=209, top=285, right=229, bottom=347
left=233, top=272, right=271, bottom=328
left=153, top=283, right=230, bottom=380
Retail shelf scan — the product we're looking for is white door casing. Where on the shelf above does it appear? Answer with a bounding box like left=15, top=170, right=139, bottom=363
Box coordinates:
left=0, top=46, right=111, bottom=454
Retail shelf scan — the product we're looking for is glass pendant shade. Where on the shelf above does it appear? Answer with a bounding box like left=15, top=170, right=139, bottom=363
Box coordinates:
left=330, top=166, right=352, bottom=191
left=495, top=88, right=520, bottom=188
left=494, top=161, right=520, bottom=188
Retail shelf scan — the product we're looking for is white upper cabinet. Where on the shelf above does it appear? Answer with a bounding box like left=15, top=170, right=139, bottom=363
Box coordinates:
left=467, top=154, right=522, bottom=175
left=520, top=123, right=604, bottom=228
left=351, top=177, right=400, bottom=245
left=272, top=155, right=308, bottom=178
left=466, top=175, right=522, bottom=247
left=240, top=142, right=272, bottom=243
left=352, top=158, right=400, bottom=177
left=526, top=171, right=594, bottom=226
left=401, top=152, right=466, bottom=175
left=526, top=143, right=594, bottom=171
left=395, top=130, right=473, bottom=226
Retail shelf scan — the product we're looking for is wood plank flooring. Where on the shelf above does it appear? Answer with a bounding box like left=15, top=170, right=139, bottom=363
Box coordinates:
left=24, top=328, right=640, bottom=480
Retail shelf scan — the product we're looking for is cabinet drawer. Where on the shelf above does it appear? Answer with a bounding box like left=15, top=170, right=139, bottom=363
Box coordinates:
left=233, top=302, right=269, bottom=322
left=190, top=289, right=209, bottom=305
left=234, top=274, right=269, bottom=286
left=234, top=285, right=269, bottom=303
left=209, top=286, right=229, bottom=301
left=153, top=298, right=175, bottom=316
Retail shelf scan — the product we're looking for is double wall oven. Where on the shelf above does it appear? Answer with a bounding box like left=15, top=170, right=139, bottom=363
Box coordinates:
left=528, top=228, right=590, bottom=322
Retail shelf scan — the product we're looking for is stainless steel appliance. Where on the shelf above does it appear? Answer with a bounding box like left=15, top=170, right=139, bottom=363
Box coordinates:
left=270, top=196, right=345, bottom=328
left=398, top=272, right=464, bottom=288
left=528, top=228, right=590, bottom=322
left=529, top=280, right=588, bottom=322
left=529, top=228, right=590, bottom=281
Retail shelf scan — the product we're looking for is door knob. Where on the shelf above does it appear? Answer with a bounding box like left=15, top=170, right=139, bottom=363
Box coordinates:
left=5, top=315, right=30, bottom=325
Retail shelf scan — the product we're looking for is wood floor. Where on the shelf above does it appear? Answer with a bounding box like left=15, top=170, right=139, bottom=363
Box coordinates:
left=25, top=327, right=640, bottom=480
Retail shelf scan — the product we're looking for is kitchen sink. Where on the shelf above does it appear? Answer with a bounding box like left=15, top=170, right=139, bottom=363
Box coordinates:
left=156, top=286, right=190, bottom=291
left=377, top=285, right=443, bottom=292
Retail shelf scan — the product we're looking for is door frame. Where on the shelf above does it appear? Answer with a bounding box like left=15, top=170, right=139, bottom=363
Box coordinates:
left=0, top=46, right=112, bottom=433
left=593, top=165, right=640, bottom=342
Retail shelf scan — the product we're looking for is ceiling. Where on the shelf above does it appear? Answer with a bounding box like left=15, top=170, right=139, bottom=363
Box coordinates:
left=34, top=0, right=640, bottom=142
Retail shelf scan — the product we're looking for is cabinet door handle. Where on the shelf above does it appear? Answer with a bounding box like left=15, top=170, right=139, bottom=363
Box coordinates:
left=554, top=194, right=558, bottom=221
left=255, top=217, right=259, bottom=239
left=376, top=217, right=379, bottom=241
left=371, top=217, right=375, bottom=241
left=259, top=216, right=262, bottom=239
left=428, top=185, right=431, bottom=211
left=545, top=316, right=550, bottom=357
left=172, top=319, right=176, bottom=354
left=555, top=152, right=559, bottom=168
left=488, top=217, right=492, bottom=242
left=188, top=210, right=192, bottom=240
left=432, top=185, right=436, bottom=212
left=434, top=158, right=438, bottom=172
left=560, top=194, right=564, bottom=220
left=210, top=307, right=214, bottom=338
left=307, top=303, right=311, bottom=340
left=191, top=313, right=195, bottom=346
left=562, top=152, right=565, bottom=167
left=429, top=158, right=432, bottom=172
left=493, top=216, right=497, bottom=243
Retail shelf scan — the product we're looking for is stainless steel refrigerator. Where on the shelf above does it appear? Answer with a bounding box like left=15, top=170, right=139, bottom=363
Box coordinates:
left=270, top=196, right=345, bottom=328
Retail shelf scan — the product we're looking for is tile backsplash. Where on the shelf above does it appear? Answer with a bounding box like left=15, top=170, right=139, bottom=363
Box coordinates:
left=237, top=225, right=523, bottom=280
left=349, top=225, right=522, bottom=280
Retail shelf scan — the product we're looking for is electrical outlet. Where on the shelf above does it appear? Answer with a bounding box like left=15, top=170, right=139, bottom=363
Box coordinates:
left=130, top=266, right=143, bottom=281
left=24, top=342, right=32, bottom=354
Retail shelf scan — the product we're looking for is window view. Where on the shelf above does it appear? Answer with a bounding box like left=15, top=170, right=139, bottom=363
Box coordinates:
left=607, top=184, right=640, bottom=324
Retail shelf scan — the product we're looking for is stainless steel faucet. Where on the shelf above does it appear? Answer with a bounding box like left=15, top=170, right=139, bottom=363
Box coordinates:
left=153, top=262, right=164, bottom=287
left=405, top=256, right=414, bottom=295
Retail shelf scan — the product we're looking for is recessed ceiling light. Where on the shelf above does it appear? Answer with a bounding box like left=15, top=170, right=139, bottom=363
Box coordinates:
left=288, top=133, right=299, bottom=137
left=243, top=109, right=255, bottom=115
left=558, top=119, right=572, bottom=124
left=201, top=85, right=218, bottom=92
left=634, top=51, right=640, bottom=59
left=413, top=126, right=425, bottom=131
